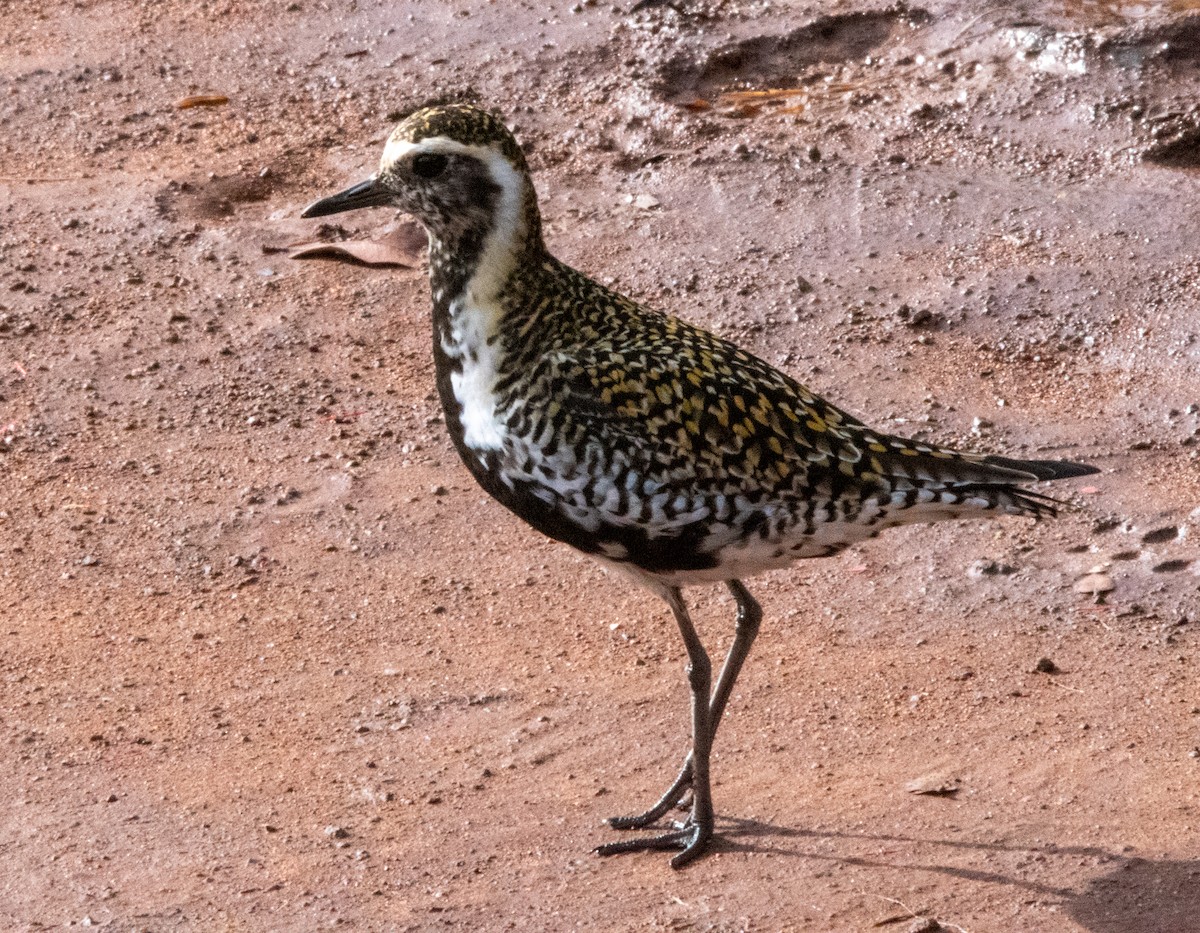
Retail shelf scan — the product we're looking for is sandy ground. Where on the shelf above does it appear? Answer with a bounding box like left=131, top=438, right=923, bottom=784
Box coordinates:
left=3, top=1, right=1200, bottom=930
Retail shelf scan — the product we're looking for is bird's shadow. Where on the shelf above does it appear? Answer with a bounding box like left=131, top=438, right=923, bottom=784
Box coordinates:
left=715, top=817, right=1200, bottom=933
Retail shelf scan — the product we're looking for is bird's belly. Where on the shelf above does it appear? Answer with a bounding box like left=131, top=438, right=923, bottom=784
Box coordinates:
left=490, top=443, right=891, bottom=578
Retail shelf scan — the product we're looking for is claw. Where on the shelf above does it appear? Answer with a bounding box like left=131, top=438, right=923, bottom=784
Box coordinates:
left=595, top=820, right=712, bottom=868
left=606, top=760, right=693, bottom=830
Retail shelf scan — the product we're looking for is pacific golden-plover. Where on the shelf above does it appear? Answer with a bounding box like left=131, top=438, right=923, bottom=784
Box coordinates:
left=302, top=104, right=1098, bottom=867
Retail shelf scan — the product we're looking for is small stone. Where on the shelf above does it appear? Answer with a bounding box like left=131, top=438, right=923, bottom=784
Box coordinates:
left=967, top=558, right=1014, bottom=579
left=324, top=825, right=349, bottom=839
left=632, top=193, right=660, bottom=210
left=1073, top=573, right=1114, bottom=595
left=1034, top=657, right=1059, bottom=674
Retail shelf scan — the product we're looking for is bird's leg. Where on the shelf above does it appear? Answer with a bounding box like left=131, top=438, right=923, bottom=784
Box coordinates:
left=598, top=581, right=762, bottom=867
left=606, top=581, right=762, bottom=830
left=597, top=586, right=713, bottom=865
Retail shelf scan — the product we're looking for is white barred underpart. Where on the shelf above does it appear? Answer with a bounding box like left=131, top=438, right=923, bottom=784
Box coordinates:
left=385, top=136, right=527, bottom=454
left=613, top=486, right=996, bottom=587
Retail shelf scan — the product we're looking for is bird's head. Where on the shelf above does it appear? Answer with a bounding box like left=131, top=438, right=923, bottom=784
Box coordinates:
left=302, top=104, right=542, bottom=259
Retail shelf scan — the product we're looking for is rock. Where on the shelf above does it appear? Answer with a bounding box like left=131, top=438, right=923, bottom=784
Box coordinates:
left=896, top=304, right=941, bottom=328
left=1034, top=657, right=1059, bottom=674
left=967, top=558, right=1015, bottom=579
left=970, top=417, right=994, bottom=437
left=1073, top=573, right=1114, bottom=595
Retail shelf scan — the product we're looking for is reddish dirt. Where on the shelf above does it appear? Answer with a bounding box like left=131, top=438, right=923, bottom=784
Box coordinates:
left=3, top=1, right=1199, bottom=930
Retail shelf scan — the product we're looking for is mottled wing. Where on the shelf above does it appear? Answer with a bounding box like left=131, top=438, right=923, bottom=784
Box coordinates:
left=547, top=313, right=1034, bottom=500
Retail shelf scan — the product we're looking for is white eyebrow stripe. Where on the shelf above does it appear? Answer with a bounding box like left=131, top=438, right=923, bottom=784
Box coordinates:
left=380, top=135, right=494, bottom=168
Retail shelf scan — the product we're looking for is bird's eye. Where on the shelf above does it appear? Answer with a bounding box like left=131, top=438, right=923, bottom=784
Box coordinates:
left=412, top=153, right=448, bottom=179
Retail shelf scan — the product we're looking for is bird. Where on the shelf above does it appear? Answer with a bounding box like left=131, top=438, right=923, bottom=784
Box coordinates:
left=301, top=103, right=1099, bottom=868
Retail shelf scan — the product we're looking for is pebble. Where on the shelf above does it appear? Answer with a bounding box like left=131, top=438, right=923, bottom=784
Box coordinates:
left=970, top=417, right=993, bottom=437
left=1034, top=657, right=1059, bottom=674
left=967, top=558, right=1014, bottom=580
left=1073, top=573, right=1114, bottom=594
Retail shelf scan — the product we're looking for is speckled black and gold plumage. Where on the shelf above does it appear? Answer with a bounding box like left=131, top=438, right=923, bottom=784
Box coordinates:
left=302, top=103, right=1099, bottom=868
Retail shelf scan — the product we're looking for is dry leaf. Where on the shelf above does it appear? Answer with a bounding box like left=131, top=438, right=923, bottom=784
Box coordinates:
left=905, top=773, right=961, bottom=796
left=719, top=88, right=806, bottom=103
left=289, top=223, right=426, bottom=268
left=177, top=95, right=229, bottom=109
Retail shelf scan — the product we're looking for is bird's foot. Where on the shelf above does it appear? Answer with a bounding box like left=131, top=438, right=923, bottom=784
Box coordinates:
left=595, top=817, right=712, bottom=869
left=606, top=789, right=692, bottom=830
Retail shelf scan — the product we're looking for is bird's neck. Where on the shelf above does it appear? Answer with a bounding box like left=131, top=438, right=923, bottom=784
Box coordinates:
left=427, top=174, right=546, bottom=313
left=426, top=180, right=550, bottom=459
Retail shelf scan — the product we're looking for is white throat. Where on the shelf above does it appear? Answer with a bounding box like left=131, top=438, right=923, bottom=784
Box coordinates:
left=383, top=137, right=529, bottom=454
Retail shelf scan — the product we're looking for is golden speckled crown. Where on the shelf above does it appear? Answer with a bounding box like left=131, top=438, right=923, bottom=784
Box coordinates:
left=390, top=104, right=529, bottom=171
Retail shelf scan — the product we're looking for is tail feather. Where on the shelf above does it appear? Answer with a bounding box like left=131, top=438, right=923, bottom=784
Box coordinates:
left=950, top=482, right=1066, bottom=520
left=980, top=455, right=1100, bottom=482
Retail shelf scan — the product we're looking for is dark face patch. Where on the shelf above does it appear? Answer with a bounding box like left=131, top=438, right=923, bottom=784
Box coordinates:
left=381, top=151, right=502, bottom=244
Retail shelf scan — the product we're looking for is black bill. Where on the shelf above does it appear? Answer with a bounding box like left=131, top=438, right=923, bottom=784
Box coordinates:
left=301, top=177, right=391, bottom=218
